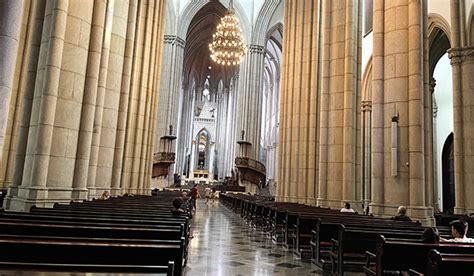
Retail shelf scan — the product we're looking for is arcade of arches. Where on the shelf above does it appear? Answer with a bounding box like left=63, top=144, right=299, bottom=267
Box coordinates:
left=0, top=0, right=473, bottom=225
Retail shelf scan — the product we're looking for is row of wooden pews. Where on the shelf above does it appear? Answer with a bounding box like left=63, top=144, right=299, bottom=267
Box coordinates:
left=0, top=191, right=191, bottom=276
left=220, top=193, right=474, bottom=275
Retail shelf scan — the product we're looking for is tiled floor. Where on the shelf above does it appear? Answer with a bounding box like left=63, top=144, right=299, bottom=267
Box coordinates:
left=184, top=200, right=323, bottom=276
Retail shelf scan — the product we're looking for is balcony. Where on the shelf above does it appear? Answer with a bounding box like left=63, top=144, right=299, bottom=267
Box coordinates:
left=234, top=157, right=266, bottom=185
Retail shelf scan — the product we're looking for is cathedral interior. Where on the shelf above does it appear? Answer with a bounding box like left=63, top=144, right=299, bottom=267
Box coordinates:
left=0, top=0, right=473, bottom=274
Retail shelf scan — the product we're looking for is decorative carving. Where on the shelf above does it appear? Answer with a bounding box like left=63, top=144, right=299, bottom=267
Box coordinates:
left=234, top=157, right=266, bottom=185
left=448, top=46, right=474, bottom=65
left=429, top=77, right=436, bottom=94
left=163, top=35, right=185, bottom=48
left=433, top=98, right=438, bottom=118
left=361, top=100, right=372, bottom=112
left=153, top=152, right=176, bottom=164
left=249, top=44, right=265, bottom=55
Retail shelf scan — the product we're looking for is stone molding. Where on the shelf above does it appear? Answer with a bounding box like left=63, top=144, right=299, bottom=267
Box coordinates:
left=163, top=35, right=185, bottom=48
left=448, top=46, right=474, bottom=65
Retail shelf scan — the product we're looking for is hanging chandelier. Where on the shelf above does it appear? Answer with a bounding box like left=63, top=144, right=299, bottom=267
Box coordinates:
left=209, top=0, right=247, bottom=66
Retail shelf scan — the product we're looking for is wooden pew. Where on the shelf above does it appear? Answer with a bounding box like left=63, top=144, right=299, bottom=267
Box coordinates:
left=363, top=236, right=474, bottom=276
left=0, top=193, right=191, bottom=275
left=426, top=249, right=474, bottom=276
left=0, top=237, right=183, bottom=275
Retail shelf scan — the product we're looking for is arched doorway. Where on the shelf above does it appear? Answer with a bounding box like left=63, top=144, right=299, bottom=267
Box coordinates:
left=441, top=133, right=455, bottom=213
left=428, top=17, right=453, bottom=213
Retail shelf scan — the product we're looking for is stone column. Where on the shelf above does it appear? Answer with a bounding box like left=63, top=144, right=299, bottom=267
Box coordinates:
left=370, top=0, right=433, bottom=224
left=361, top=100, right=372, bottom=208
left=154, top=34, right=185, bottom=181
left=110, top=0, right=139, bottom=196
left=317, top=0, right=361, bottom=209
left=13, top=0, right=70, bottom=211
left=71, top=0, right=110, bottom=200
left=4, top=0, right=46, bottom=209
left=86, top=0, right=114, bottom=199
left=175, top=83, right=191, bottom=176
left=236, top=44, right=266, bottom=160
left=277, top=0, right=321, bottom=204
left=0, top=0, right=24, bottom=158
left=449, top=47, right=474, bottom=213
left=369, top=0, right=385, bottom=216
left=430, top=78, right=439, bottom=211
left=448, top=0, right=474, bottom=214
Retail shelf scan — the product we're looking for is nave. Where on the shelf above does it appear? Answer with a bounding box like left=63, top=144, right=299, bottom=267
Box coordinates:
left=185, top=200, right=352, bottom=276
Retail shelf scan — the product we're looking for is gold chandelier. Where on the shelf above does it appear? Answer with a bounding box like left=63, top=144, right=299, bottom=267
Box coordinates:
left=209, top=1, right=247, bottom=66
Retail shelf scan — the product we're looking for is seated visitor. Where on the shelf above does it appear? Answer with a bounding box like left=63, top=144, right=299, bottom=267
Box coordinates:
left=421, top=227, right=440, bottom=243
left=171, top=197, right=186, bottom=216
left=392, top=206, right=412, bottom=222
left=440, top=220, right=474, bottom=243
left=340, top=202, right=355, bottom=213
left=99, top=191, right=110, bottom=200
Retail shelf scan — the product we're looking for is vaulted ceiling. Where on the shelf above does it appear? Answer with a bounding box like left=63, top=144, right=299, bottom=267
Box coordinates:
left=184, top=1, right=237, bottom=89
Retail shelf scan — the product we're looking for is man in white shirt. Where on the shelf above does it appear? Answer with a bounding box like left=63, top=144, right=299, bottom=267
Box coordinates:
left=340, top=202, right=355, bottom=213
left=440, top=220, right=474, bottom=243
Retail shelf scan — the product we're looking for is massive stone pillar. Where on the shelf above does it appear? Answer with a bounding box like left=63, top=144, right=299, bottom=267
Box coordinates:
left=370, top=0, right=433, bottom=224
left=449, top=0, right=474, bottom=214
left=86, top=0, right=116, bottom=198
left=317, top=0, right=362, bottom=209
left=0, top=0, right=24, bottom=157
left=235, top=45, right=266, bottom=193
left=4, top=0, right=46, bottom=208
left=10, top=0, right=72, bottom=210
left=153, top=34, right=185, bottom=186
left=0, top=0, right=24, bottom=181
left=3, top=0, right=167, bottom=210
left=71, top=0, right=111, bottom=200
left=277, top=0, right=322, bottom=204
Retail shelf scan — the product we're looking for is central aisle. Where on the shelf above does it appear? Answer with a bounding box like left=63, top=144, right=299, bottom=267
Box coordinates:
left=184, top=200, right=317, bottom=276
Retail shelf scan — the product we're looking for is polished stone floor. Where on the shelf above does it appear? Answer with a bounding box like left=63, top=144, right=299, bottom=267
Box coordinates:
left=184, top=200, right=322, bottom=276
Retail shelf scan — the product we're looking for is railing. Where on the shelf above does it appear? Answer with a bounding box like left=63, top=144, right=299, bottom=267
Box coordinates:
left=235, top=157, right=266, bottom=174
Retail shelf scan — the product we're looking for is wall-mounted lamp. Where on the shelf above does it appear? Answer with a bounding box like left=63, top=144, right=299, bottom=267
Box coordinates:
left=391, top=114, right=399, bottom=177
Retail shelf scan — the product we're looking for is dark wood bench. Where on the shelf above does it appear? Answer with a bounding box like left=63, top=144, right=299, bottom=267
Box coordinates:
left=426, top=249, right=474, bottom=276
left=0, top=237, right=183, bottom=275
left=363, top=236, right=474, bottom=276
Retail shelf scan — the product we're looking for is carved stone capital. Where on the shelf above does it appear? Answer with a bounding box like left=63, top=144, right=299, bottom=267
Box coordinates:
left=429, top=77, right=436, bottom=94
left=164, top=35, right=185, bottom=48
left=448, top=46, right=474, bottom=65
left=361, top=100, right=372, bottom=111
left=433, top=98, right=438, bottom=118
left=249, top=44, right=265, bottom=55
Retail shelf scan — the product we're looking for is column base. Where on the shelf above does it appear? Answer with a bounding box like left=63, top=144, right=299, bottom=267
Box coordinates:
left=110, top=187, right=122, bottom=197
left=71, top=188, right=88, bottom=201
left=454, top=206, right=468, bottom=215
left=5, top=186, right=49, bottom=212
left=86, top=186, right=98, bottom=200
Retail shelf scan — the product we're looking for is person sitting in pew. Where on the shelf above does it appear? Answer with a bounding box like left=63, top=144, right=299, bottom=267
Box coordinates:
left=440, top=220, right=474, bottom=243
left=340, top=202, right=355, bottom=213
left=392, top=206, right=412, bottom=222
left=99, top=191, right=110, bottom=200
left=421, top=227, right=440, bottom=243
left=171, top=197, right=186, bottom=216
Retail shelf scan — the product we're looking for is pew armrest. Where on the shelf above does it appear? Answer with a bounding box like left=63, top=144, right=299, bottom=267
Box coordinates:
left=364, top=251, right=376, bottom=275
left=408, top=269, right=423, bottom=276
